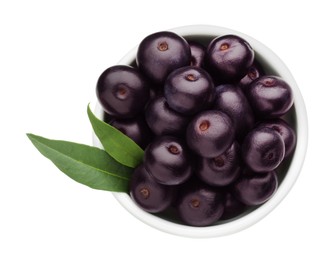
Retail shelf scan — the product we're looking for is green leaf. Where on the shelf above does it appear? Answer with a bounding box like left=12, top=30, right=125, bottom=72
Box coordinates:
left=87, top=104, right=144, bottom=168
left=27, top=133, right=132, bottom=192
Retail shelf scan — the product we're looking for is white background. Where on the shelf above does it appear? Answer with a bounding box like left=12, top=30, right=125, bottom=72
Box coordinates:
left=1, top=0, right=335, bottom=259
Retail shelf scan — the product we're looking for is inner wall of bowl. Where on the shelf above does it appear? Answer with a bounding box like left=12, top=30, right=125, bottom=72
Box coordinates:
left=105, top=32, right=298, bottom=227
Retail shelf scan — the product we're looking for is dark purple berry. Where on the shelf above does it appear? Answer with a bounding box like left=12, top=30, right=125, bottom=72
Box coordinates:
left=188, top=41, right=206, bottom=67
left=196, top=141, right=241, bottom=186
left=257, top=118, right=296, bottom=158
left=206, top=35, right=254, bottom=82
left=245, top=75, right=294, bottom=118
left=242, top=126, right=285, bottom=172
left=164, top=66, right=215, bottom=115
left=108, top=116, right=153, bottom=149
left=214, top=84, right=255, bottom=139
left=144, top=136, right=192, bottom=185
left=233, top=169, right=278, bottom=206
left=221, top=190, right=247, bottom=220
left=177, top=183, right=224, bottom=226
left=145, top=96, right=189, bottom=136
left=186, top=110, right=234, bottom=158
left=238, top=62, right=264, bottom=90
left=136, top=31, right=191, bottom=84
left=96, top=65, right=150, bottom=118
left=130, top=164, right=175, bottom=213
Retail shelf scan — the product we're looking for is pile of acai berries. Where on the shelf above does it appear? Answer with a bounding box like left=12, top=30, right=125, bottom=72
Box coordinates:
left=96, top=31, right=296, bottom=227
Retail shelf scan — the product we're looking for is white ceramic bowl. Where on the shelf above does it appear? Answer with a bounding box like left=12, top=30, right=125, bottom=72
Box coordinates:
left=93, top=25, right=308, bottom=238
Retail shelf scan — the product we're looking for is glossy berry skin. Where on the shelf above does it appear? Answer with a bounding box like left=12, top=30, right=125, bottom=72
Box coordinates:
left=221, top=190, right=247, bottom=220
left=187, top=110, right=234, bottom=158
left=164, top=66, right=215, bottom=115
left=145, top=96, right=189, bottom=136
left=257, top=118, right=296, bottom=158
left=136, top=31, right=191, bottom=84
left=233, top=169, right=278, bottom=206
left=129, top=164, right=175, bottom=213
left=177, top=184, right=224, bottom=226
left=196, top=141, right=241, bottom=186
left=238, top=62, right=264, bottom=90
left=144, top=136, right=192, bottom=185
left=206, top=35, right=254, bottom=82
left=245, top=75, right=294, bottom=118
left=188, top=41, right=206, bottom=67
left=96, top=65, right=150, bottom=118
left=214, top=84, right=255, bottom=139
left=242, top=126, right=285, bottom=173
left=108, top=116, right=153, bottom=149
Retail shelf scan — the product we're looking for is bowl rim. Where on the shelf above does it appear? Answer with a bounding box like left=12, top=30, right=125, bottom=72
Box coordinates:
left=92, top=24, right=308, bottom=238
